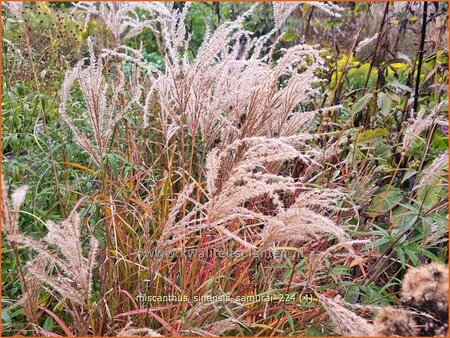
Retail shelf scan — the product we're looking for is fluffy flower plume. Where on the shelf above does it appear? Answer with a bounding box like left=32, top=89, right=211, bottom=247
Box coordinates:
left=3, top=2, right=23, bottom=20
left=2, top=184, right=28, bottom=241
left=419, top=150, right=448, bottom=186
left=58, top=38, right=141, bottom=166
left=371, top=307, right=419, bottom=336
left=116, top=322, right=162, bottom=337
left=403, top=100, right=448, bottom=150
left=317, top=294, right=372, bottom=336
left=207, top=136, right=348, bottom=246
left=6, top=254, right=51, bottom=323
left=84, top=3, right=328, bottom=149
left=13, top=212, right=98, bottom=306
left=355, top=33, right=379, bottom=53
left=273, top=2, right=342, bottom=30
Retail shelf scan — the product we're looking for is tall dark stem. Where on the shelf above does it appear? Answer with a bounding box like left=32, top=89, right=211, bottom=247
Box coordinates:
left=411, top=1, right=428, bottom=117
left=361, top=2, right=389, bottom=95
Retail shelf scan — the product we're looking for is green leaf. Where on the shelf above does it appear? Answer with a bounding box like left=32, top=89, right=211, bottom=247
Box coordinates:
left=395, top=247, right=406, bottom=269
left=287, top=313, right=295, bottom=332
left=15, top=81, right=24, bottom=96
left=324, top=20, right=342, bottom=29
left=389, top=80, right=411, bottom=92
left=351, top=93, right=373, bottom=117
left=43, top=316, right=55, bottom=331
left=401, top=170, right=417, bottom=183
left=404, top=248, right=420, bottom=266
left=418, top=185, right=442, bottom=210
left=377, top=92, right=391, bottom=116
left=418, top=248, right=440, bottom=262
left=283, top=33, right=296, bottom=42
left=387, top=91, right=401, bottom=103
left=356, top=128, right=389, bottom=143
left=107, top=153, right=119, bottom=175
left=366, top=186, right=403, bottom=217
left=9, top=308, right=23, bottom=319
left=1, top=310, right=11, bottom=324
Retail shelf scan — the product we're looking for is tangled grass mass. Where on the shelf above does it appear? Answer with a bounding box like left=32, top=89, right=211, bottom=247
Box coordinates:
left=1, top=1, right=449, bottom=336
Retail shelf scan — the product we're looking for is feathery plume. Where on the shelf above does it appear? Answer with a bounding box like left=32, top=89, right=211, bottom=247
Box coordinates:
left=14, top=212, right=98, bottom=306
left=317, top=294, right=372, bottom=336
left=355, top=33, right=379, bottom=53
left=403, top=100, right=448, bottom=150
left=419, top=150, right=448, bottom=186
left=59, top=38, right=141, bottom=166
left=2, top=184, right=28, bottom=241
left=6, top=254, right=51, bottom=323
left=116, top=322, right=162, bottom=337
left=129, top=3, right=325, bottom=148
left=272, top=2, right=300, bottom=30
left=3, top=2, right=23, bottom=20
left=204, top=136, right=348, bottom=248
left=273, top=2, right=342, bottom=30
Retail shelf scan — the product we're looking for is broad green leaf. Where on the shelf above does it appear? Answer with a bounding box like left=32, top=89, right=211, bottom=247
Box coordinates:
left=283, top=33, right=296, bottom=42
left=107, top=153, right=119, bottom=175
left=388, top=81, right=411, bottom=92
left=366, top=186, right=403, bottom=217
left=401, top=170, right=417, bottom=183
left=43, top=316, right=55, bottom=331
left=351, top=93, right=373, bottom=117
left=1, top=310, right=11, bottom=324
left=377, top=92, right=391, bottom=116
left=356, top=128, right=389, bottom=143
left=418, top=185, right=443, bottom=210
